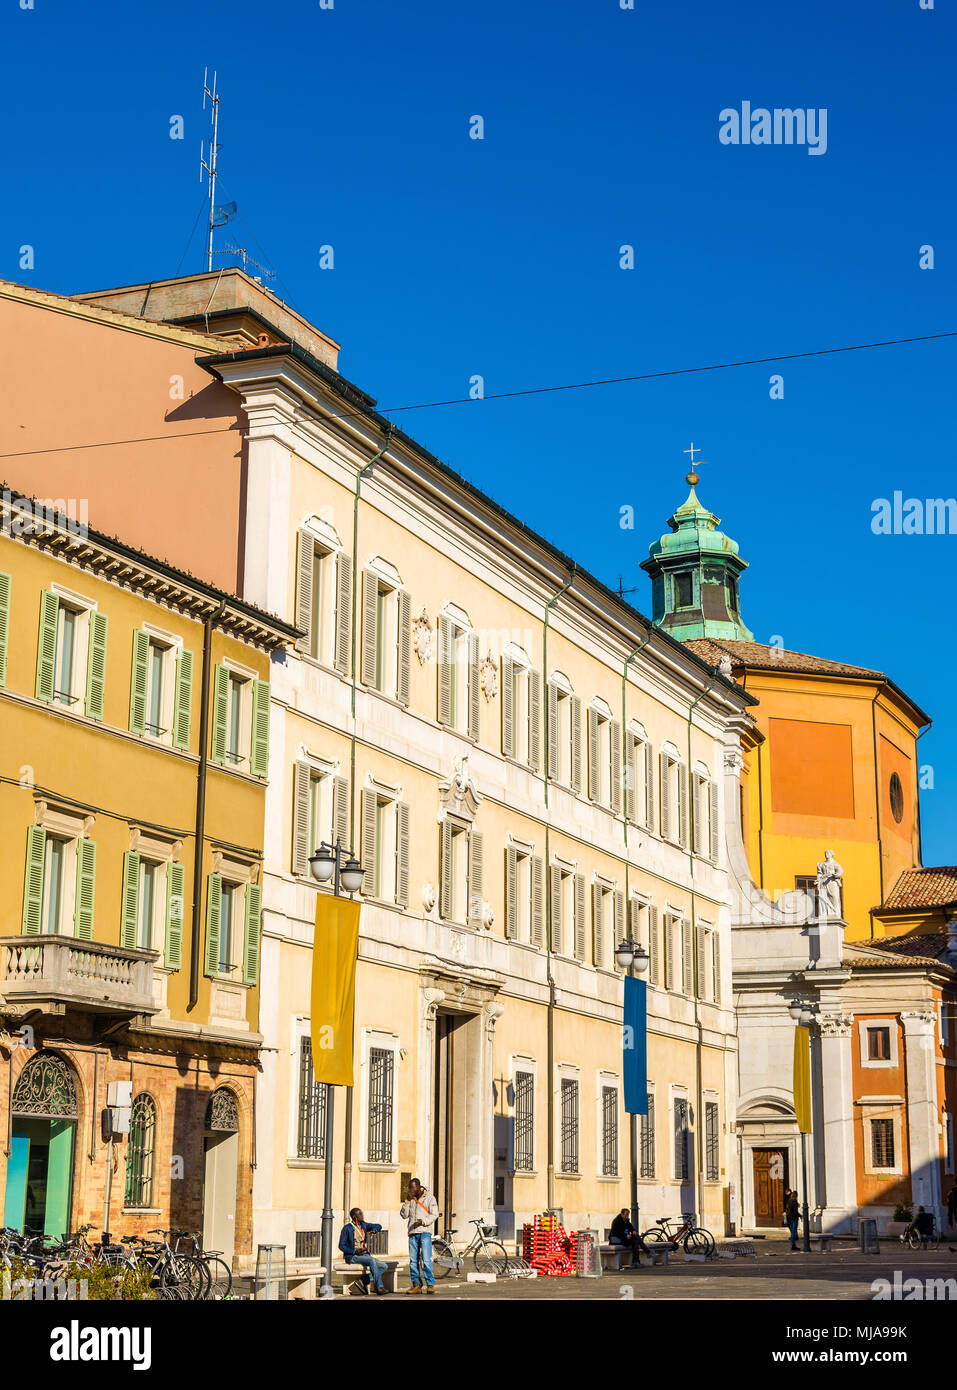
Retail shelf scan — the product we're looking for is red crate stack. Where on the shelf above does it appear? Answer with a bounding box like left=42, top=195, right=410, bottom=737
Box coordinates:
left=522, top=1214, right=575, bottom=1276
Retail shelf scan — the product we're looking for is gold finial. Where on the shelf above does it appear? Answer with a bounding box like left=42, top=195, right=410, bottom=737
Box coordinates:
left=682, top=441, right=708, bottom=487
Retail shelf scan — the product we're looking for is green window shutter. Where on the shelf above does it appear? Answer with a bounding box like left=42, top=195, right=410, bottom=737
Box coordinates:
left=334, top=552, right=352, bottom=676
left=530, top=855, right=544, bottom=948
left=293, top=760, right=311, bottom=876
left=250, top=679, right=271, bottom=778
left=296, top=528, right=315, bottom=651
left=22, top=824, right=47, bottom=934
left=165, top=862, right=185, bottom=969
left=0, top=570, right=11, bottom=686
left=504, top=846, right=517, bottom=938
left=211, top=663, right=229, bottom=763
left=173, top=648, right=194, bottom=751
left=74, top=838, right=96, bottom=941
left=439, top=819, right=453, bottom=919
left=574, top=873, right=586, bottom=960
left=35, top=590, right=59, bottom=701
left=361, top=569, right=379, bottom=688
left=333, top=775, right=350, bottom=848
left=129, top=629, right=149, bottom=734
left=587, top=708, right=600, bottom=801
left=243, top=882, right=262, bottom=985
left=528, top=669, right=542, bottom=771
left=120, top=850, right=141, bottom=949
left=610, top=720, right=622, bottom=815
left=550, top=865, right=563, bottom=954
left=570, top=695, right=582, bottom=792
left=501, top=656, right=514, bottom=759
left=205, top=874, right=222, bottom=975
left=85, top=611, right=108, bottom=722
left=547, top=682, right=559, bottom=778
left=396, top=801, right=411, bottom=907
left=468, top=631, right=480, bottom=741
left=467, top=830, right=483, bottom=928
left=397, top=589, right=412, bottom=706
left=437, top=616, right=453, bottom=727
left=360, top=788, right=377, bottom=896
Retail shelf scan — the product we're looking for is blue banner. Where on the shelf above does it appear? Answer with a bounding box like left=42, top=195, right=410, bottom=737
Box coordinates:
left=623, top=975, right=647, bottom=1115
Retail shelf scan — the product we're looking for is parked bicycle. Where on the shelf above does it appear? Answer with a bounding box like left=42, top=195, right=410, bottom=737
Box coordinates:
left=432, top=1218, right=510, bottom=1277
left=641, top=1213, right=715, bottom=1256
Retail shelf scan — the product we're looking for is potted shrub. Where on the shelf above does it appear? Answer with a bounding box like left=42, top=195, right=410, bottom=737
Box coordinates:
left=887, top=1203, right=913, bottom=1238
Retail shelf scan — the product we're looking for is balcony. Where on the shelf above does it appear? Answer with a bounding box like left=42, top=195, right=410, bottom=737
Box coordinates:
left=0, top=935, right=159, bottom=1023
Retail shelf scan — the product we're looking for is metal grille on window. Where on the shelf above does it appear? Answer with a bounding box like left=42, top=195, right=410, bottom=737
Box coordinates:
left=705, top=1101, right=719, bottom=1182
left=368, top=1047, right=394, bottom=1163
left=601, top=1086, right=619, bottom=1176
left=514, top=1071, right=534, bottom=1171
left=560, top=1077, right=579, bottom=1174
left=673, top=1097, right=690, bottom=1180
left=11, top=1051, right=79, bottom=1117
left=124, top=1093, right=156, bottom=1208
left=640, top=1093, right=656, bottom=1178
left=206, top=1087, right=239, bottom=1132
left=297, top=1036, right=327, bottom=1159
left=871, top=1117, right=894, bottom=1168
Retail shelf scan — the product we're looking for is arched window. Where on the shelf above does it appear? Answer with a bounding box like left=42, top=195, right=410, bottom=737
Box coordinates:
left=12, top=1051, right=78, bottom=1117
left=124, top=1093, right=157, bottom=1208
left=206, top=1087, right=239, bottom=1132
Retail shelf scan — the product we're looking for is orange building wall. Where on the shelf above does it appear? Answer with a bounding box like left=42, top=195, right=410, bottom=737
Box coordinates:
left=851, top=1015, right=912, bottom=1211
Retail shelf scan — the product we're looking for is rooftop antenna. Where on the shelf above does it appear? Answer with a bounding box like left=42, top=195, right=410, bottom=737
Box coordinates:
left=217, top=243, right=276, bottom=282
left=200, top=68, right=223, bottom=273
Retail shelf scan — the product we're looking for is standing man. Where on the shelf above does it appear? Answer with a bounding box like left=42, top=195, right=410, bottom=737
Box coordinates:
left=400, top=1178, right=439, bottom=1294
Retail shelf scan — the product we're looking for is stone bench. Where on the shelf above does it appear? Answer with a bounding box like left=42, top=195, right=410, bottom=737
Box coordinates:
left=334, top=1259, right=401, bottom=1294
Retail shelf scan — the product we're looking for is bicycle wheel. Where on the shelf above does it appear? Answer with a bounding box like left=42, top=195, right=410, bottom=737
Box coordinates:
left=431, top=1239, right=457, bottom=1278
left=683, top=1228, right=715, bottom=1256
left=905, top=1230, right=921, bottom=1250
left=203, top=1257, right=233, bottom=1300
left=641, top=1228, right=668, bottom=1245
left=473, top=1241, right=509, bottom=1275
left=160, top=1254, right=207, bottom=1301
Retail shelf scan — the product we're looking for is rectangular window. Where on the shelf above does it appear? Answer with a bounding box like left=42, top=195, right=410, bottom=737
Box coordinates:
left=43, top=836, right=67, bottom=935
left=368, top=1047, right=394, bottom=1163
left=309, top=546, right=326, bottom=660
left=514, top=1071, right=535, bottom=1172
left=54, top=605, right=78, bottom=705
left=137, top=860, right=157, bottom=951
left=219, top=881, right=236, bottom=973
left=705, top=1101, right=719, bottom=1182
left=146, top=641, right=166, bottom=736
left=867, top=1026, right=891, bottom=1061
left=675, top=573, right=693, bottom=608
left=601, top=1085, right=619, bottom=1177
left=226, top=675, right=244, bottom=765
left=673, top=1097, right=690, bottom=1181
left=640, top=1093, right=656, bottom=1178
left=560, top=1077, right=580, bottom=1174
left=375, top=797, right=399, bottom=904
left=297, top=1035, right=327, bottom=1160
left=870, top=1117, right=895, bottom=1168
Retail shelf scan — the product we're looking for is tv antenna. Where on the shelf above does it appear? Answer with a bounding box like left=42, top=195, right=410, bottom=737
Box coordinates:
left=200, top=68, right=228, bottom=273
left=217, top=243, right=275, bottom=281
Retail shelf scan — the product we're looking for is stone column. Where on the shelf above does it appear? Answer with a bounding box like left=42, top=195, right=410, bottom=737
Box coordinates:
left=816, top=1012, right=857, bottom=1233
left=902, top=1011, right=943, bottom=1223
left=416, top=987, right=444, bottom=1188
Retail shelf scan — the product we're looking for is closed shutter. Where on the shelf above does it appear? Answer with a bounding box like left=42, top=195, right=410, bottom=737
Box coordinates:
left=85, top=611, right=108, bottom=721
left=693, top=775, right=704, bottom=855
left=396, top=801, right=410, bottom=907
left=333, top=775, right=350, bottom=848
left=505, top=846, right=518, bottom=938
left=574, top=874, right=586, bottom=960
left=129, top=629, right=150, bottom=734
left=677, top=762, right=688, bottom=847
left=293, top=760, right=311, bottom=875
left=570, top=695, right=582, bottom=792
left=587, top=708, right=600, bottom=801
left=528, top=669, right=542, bottom=771
left=550, top=864, right=563, bottom=954
left=35, top=590, right=58, bottom=702
left=173, top=648, right=194, bottom=750
left=547, top=683, right=559, bottom=777
left=397, top=590, right=411, bottom=705
left=468, top=631, right=480, bottom=740
left=437, top=615, right=453, bottom=726
left=592, top=883, right=603, bottom=967
left=681, top=918, right=694, bottom=995
left=74, top=838, right=96, bottom=941
left=243, top=882, right=262, bottom=985
left=165, top=862, right=185, bottom=969
left=205, top=874, right=222, bottom=975
left=0, top=570, right=10, bottom=686
left=628, top=894, right=640, bottom=943
left=335, top=552, right=352, bottom=675
left=659, top=753, right=671, bottom=839
left=296, top=528, right=314, bottom=650
left=439, top=819, right=453, bottom=919
left=647, top=905, right=659, bottom=985
left=22, top=824, right=46, bottom=935
left=664, top=916, right=674, bottom=991
left=531, top=855, right=544, bottom=947
left=712, top=931, right=722, bottom=1004
left=696, top=925, right=707, bottom=998
left=625, top=736, right=637, bottom=822
left=501, top=655, right=514, bottom=758
left=614, top=889, right=625, bottom=956
left=251, top=679, right=271, bottom=778
left=361, top=569, right=379, bottom=688
left=120, top=850, right=140, bottom=949
left=644, top=742, right=655, bottom=830
left=709, top=781, right=719, bottom=862
left=610, top=720, right=622, bottom=814
left=468, top=830, right=484, bottom=928
left=361, top=788, right=377, bottom=896
left=211, top=663, right=229, bottom=763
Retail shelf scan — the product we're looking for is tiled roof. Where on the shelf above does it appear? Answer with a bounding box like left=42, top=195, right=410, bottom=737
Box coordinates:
left=880, top=867, right=957, bottom=912
left=684, top=637, right=884, bottom=680
left=845, top=932, right=953, bottom=971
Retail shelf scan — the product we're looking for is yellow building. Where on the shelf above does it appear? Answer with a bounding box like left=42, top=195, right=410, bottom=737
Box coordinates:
left=0, top=488, right=297, bottom=1264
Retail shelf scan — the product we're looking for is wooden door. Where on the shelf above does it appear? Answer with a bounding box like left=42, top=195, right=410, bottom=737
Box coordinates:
left=752, top=1148, right=788, bottom=1227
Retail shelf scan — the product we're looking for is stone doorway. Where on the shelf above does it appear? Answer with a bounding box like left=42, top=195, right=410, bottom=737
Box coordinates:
left=752, top=1147, right=789, bottom=1228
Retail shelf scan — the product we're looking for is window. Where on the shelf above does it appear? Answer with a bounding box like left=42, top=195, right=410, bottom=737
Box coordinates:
left=859, top=1018, right=898, bottom=1069
left=889, top=772, right=904, bottom=824
left=640, top=1093, right=656, bottom=1178
left=705, top=1101, right=719, bottom=1182
left=560, top=1076, right=580, bottom=1174
left=130, top=631, right=192, bottom=748
left=292, top=763, right=349, bottom=878
left=22, top=823, right=96, bottom=941
left=297, top=1036, right=327, bottom=1160
left=296, top=526, right=350, bottom=672
left=502, top=651, right=541, bottom=768
left=36, top=589, right=107, bottom=719
left=124, top=1094, right=156, bottom=1208
left=693, top=769, right=718, bottom=860
left=867, top=1026, right=891, bottom=1061
left=662, top=912, right=684, bottom=993
left=219, top=881, right=237, bottom=974
left=626, top=731, right=655, bottom=830
left=588, top=707, right=621, bottom=812
left=212, top=664, right=270, bottom=777
left=137, top=860, right=157, bottom=950
left=547, top=678, right=581, bottom=790
left=361, top=567, right=411, bottom=702
left=591, top=882, right=623, bottom=971
left=360, top=788, right=410, bottom=906
left=440, top=818, right=482, bottom=927
left=43, top=835, right=67, bottom=935
left=728, top=575, right=739, bottom=613
left=870, top=1117, right=895, bottom=1169
left=367, top=1047, right=394, bottom=1163
left=550, top=864, right=584, bottom=958
left=55, top=604, right=79, bottom=705
left=438, top=611, right=478, bottom=736
left=674, top=572, right=694, bottom=609
left=601, top=1084, right=619, bottom=1177
left=659, top=749, right=687, bottom=845
left=514, top=1070, right=535, bottom=1172
left=505, top=846, right=544, bottom=946
left=120, top=848, right=183, bottom=967
left=673, top=1096, right=690, bottom=1181
left=205, top=873, right=261, bottom=984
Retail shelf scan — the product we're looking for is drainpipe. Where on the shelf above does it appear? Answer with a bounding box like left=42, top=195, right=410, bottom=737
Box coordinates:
left=542, top=567, right=575, bottom=1214
left=687, top=674, right=717, bottom=1225
left=189, top=598, right=227, bottom=1012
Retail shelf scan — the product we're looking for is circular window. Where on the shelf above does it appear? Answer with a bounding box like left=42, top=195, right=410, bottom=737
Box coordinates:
left=889, top=772, right=904, bottom=824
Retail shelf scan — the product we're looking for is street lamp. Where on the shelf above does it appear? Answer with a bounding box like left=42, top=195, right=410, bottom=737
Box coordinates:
left=789, top=999, right=814, bottom=1254
left=309, top=837, right=363, bottom=1296
left=618, top=938, right=649, bottom=1237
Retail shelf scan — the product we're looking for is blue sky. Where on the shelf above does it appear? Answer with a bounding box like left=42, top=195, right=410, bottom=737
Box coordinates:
left=2, top=0, right=955, bottom=865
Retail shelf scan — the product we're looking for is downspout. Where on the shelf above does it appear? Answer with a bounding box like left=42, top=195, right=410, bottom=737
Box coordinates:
left=543, top=566, right=575, bottom=1213
left=622, top=627, right=651, bottom=1231
left=189, top=597, right=227, bottom=1012
left=687, top=674, right=717, bottom=1223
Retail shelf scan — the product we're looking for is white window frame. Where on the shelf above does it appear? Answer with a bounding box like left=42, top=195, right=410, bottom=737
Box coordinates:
left=692, top=762, right=711, bottom=859
left=590, top=699, right=613, bottom=807
left=671, top=1085, right=691, bottom=1183
left=557, top=1063, right=581, bottom=1177
left=597, top=1070, right=620, bottom=1179
left=35, top=803, right=90, bottom=937
left=211, top=853, right=255, bottom=979
left=510, top=1054, right=537, bottom=1175
left=140, top=623, right=184, bottom=748
left=50, top=583, right=96, bottom=716
left=130, top=828, right=180, bottom=961
left=660, top=742, right=680, bottom=843
left=222, top=657, right=256, bottom=773
left=861, top=1103, right=904, bottom=1175
left=626, top=721, right=649, bottom=825
left=359, top=1028, right=400, bottom=1170
left=504, top=643, right=532, bottom=766
left=858, top=1018, right=899, bottom=1069
left=550, top=671, right=574, bottom=787
left=300, top=516, right=342, bottom=668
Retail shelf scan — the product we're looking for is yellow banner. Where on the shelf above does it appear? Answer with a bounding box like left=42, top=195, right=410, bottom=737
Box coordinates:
left=793, top=1025, right=812, bottom=1133
left=310, top=894, right=361, bottom=1087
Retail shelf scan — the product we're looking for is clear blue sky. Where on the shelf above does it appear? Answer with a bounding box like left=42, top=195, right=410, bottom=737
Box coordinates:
left=3, top=0, right=955, bottom=866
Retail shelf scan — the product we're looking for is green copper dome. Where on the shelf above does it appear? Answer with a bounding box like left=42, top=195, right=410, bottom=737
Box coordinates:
left=640, top=476, right=753, bottom=641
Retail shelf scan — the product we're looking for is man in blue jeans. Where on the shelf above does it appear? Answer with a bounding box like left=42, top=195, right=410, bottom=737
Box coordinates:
left=400, top=1178, right=439, bottom=1293
left=338, top=1207, right=388, bottom=1294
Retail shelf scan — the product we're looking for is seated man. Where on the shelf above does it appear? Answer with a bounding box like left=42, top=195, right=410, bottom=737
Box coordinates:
left=609, top=1209, right=644, bottom=1267
left=338, top=1207, right=389, bottom=1294
left=913, top=1206, right=936, bottom=1247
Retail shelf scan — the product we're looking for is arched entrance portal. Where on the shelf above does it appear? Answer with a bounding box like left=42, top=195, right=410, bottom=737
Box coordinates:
left=202, top=1088, right=239, bottom=1266
left=4, top=1051, right=79, bottom=1238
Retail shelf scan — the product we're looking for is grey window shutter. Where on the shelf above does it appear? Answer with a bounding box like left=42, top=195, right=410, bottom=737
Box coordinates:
left=333, top=775, right=350, bottom=848
left=468, top=829, right=484, bottom=927
left=547, top=683, right=559, bottom=777
left=614, top=889, right=625, bottom=953
left=573, top=872, right=586, bottom=961
left=396, top=801, right=410, bottom=907
left=335, top=552, right=352, bottom=676
left=468, top=631, right=480, bottom=741
left=628, top=894, right=639, bottom=941
left=296, top=529, right=314, bottom=649
left=437, top=615, right=453, bottom=727
left=439, top=819, right=453, bottom=919
left=361, top=788, right=377, bottom=896
left=528, top=669, right=542, bottom=771
left=644, top=742, right=655, bottom=830
left=550, top=865, right=563, bottom=953
left=709, top=780, right=719, bottom=862
left=659, top=753, right=671, bottom=840
left=501, top=655, right=514, bottom=759
left=293, top=760, right=311, bottom=875
left=531, top=856, right=544, bottom=947
left=696, top=925, right=707, bottom=998
left=592, top=883, right=603, bottom=967
left=677, top=762, right=688, bottom=847
left=664, top=916, right=674, bottom=991
left=397, top=589, right=411, bottom=706
left=682, top=918, right=694, bottom=995
left=712, top=930, right=722, bottom=1003
left=648, top=905, right=659, bottom=985
left=505, top=845, right=518, bottom=938
left=361, top=569, right=379, bottom=688
left=570, top=695, right=582, bottom=792
left=610, top=720, right=622, bottom=815
left=625, top=736, right=637, bottom=823
left=587, top=708, right=600, bottom=801
left=693, top=775, right=705, bottom=856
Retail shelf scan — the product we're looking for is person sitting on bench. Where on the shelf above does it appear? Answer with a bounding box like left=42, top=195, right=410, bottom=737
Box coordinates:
left=609, top=1209, right=645, bottom=1267
left=338, top=1207, right=389, bottom=1294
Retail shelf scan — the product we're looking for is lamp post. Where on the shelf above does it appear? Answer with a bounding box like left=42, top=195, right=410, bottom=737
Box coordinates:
left=788, top=999, right=815, bottom=1254
left=616, top=937, right=650, bottom=1235
left=309, top=838, right=364, bottom=1297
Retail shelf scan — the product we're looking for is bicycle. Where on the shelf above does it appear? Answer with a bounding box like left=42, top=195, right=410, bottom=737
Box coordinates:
left=901, top=1220, right=941, bottom=1251
left=641, top=1213, right=716, bottom=1256
left=169, top=1229, right=232, bottom=1300
left=432, top=1218, right=510, bottom=1278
